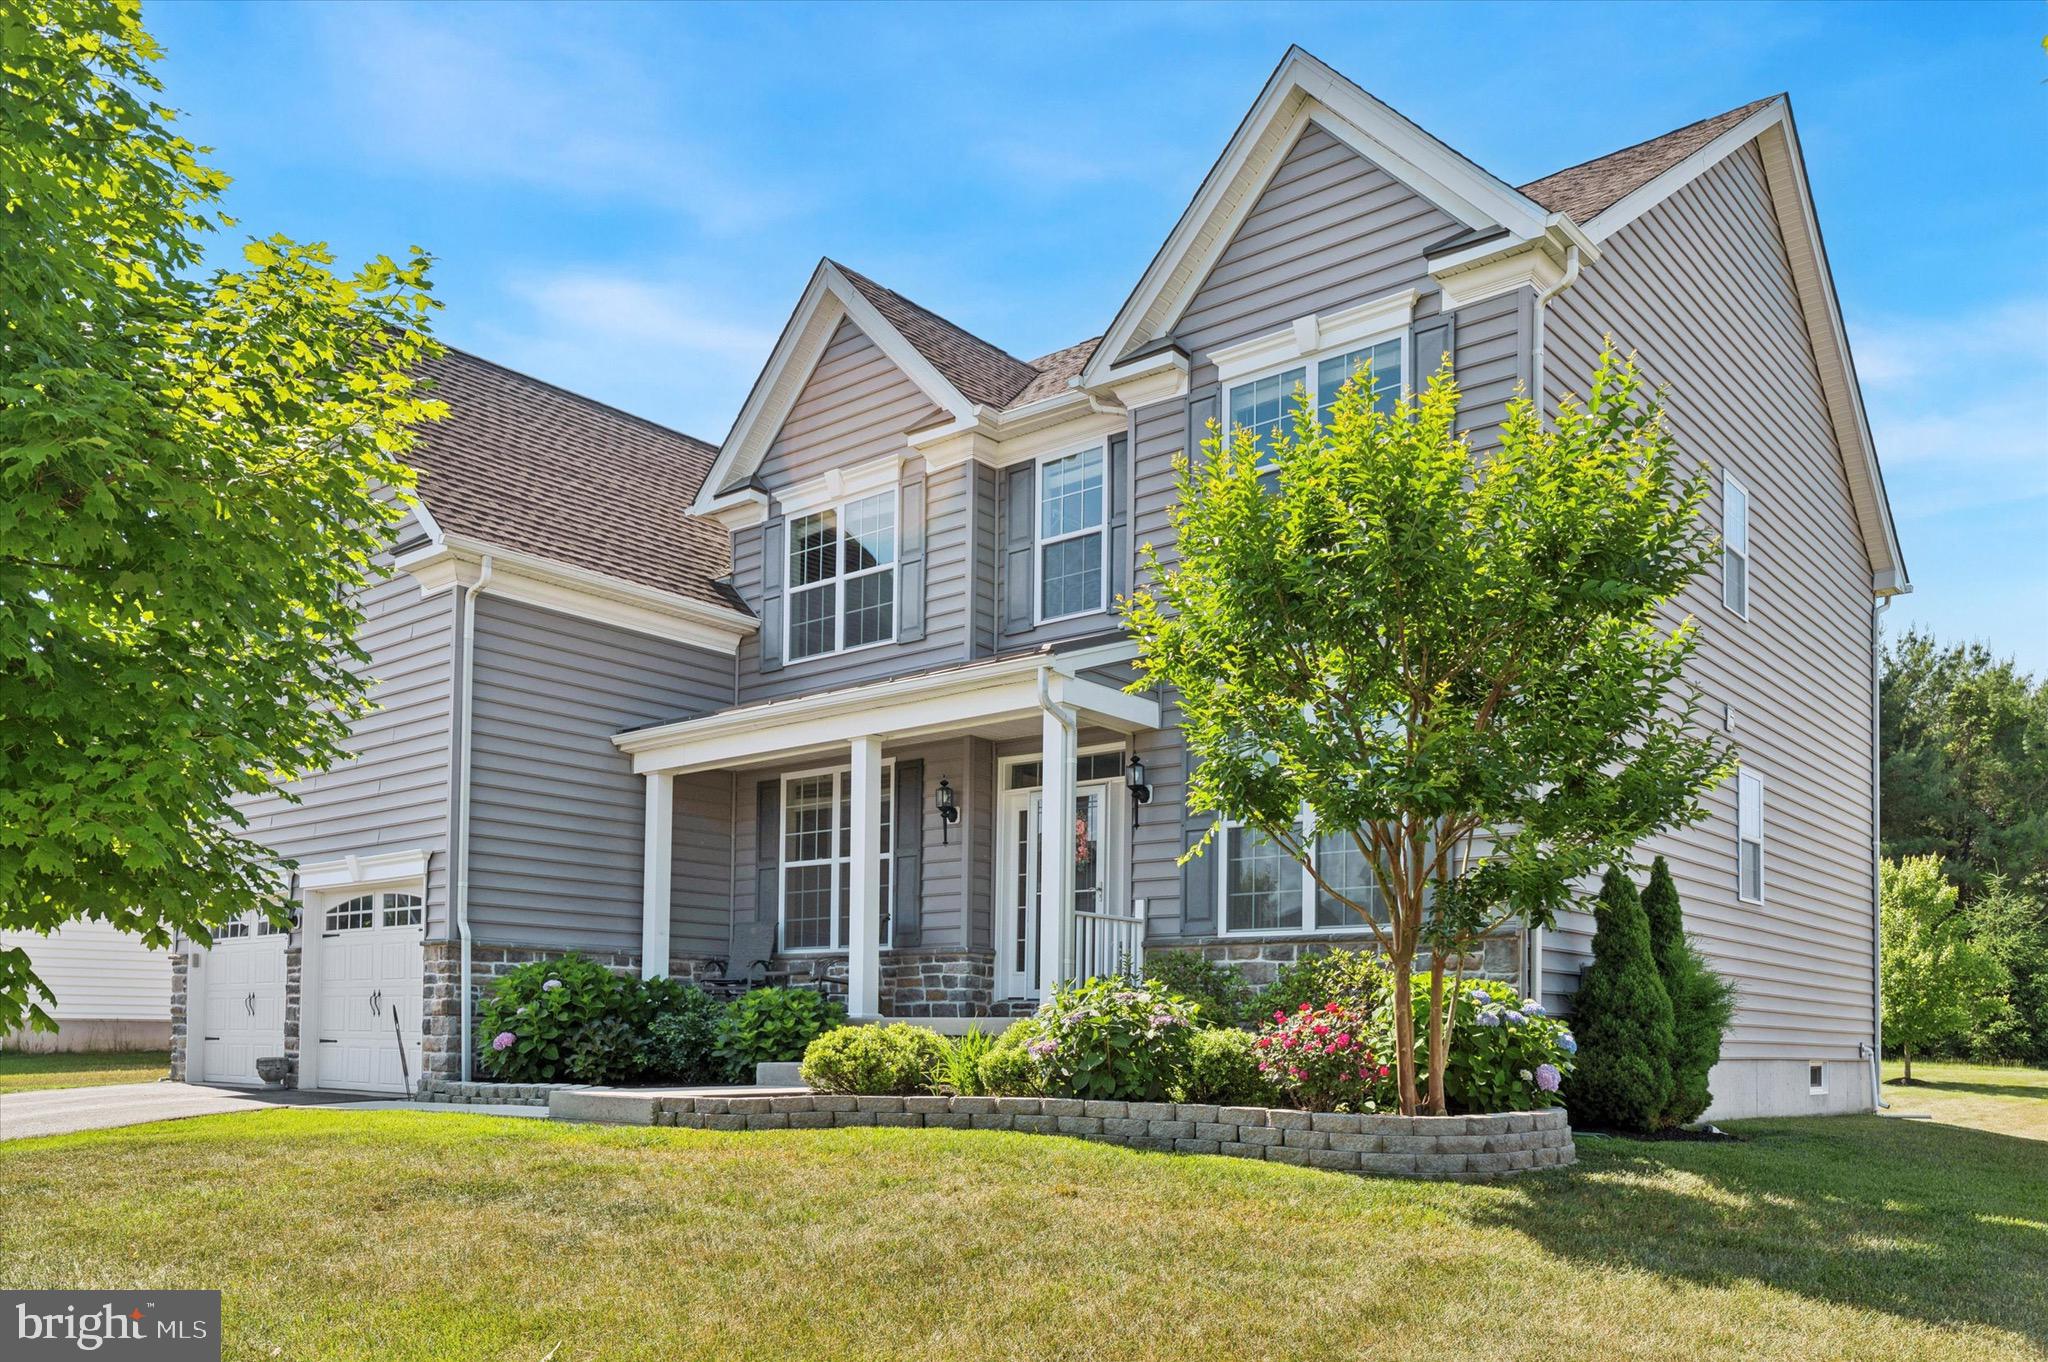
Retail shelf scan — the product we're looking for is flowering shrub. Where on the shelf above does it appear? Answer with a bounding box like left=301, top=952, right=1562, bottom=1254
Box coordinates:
left=476, top=953, right=630, bottom=1083
left=1422, top=978, right=1578, bottom=1112
left=1255, top=1001, right=1396, bottom=1111
left=1026, top=977, right=1199, bottom=1101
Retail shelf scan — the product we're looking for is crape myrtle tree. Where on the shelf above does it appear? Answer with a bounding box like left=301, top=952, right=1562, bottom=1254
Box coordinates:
left=0, top=0, right=443, bottom=1032
left=1124, top=352, right=1731, bottom=1115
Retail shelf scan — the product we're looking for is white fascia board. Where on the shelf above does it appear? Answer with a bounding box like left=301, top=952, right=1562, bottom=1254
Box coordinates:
left=1079, top=47, right=1549, bottom=391
left=617, top=649, right=1160, bottom=774
left=697, top=488, right=769, bottom=531
left=693, top=262, right=981, bottom=510
left=397, top=538, right=756, bottom=653
left=297, top=849, right=431, bottom=892
left=1208, top=288, right=1420, bottom=385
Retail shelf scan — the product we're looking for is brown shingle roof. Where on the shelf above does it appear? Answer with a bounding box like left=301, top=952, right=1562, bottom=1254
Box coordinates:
left=1519, top=95, right=1780, bottom=222
left=1007, top=336, right=1102, bottom=407
left=408, top=346, right=740, bottom=613
left=832, top=262, right=1042, bottom=409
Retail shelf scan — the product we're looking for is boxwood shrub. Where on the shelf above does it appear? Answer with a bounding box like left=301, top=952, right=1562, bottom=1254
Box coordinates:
left=800, top=1023, right=946, bottom=1095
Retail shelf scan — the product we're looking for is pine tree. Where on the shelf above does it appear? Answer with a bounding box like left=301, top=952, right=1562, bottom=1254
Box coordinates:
left=1566, top=866, right=1675, bottom=1131
left=1642, top=857, right=1737, bottom=1126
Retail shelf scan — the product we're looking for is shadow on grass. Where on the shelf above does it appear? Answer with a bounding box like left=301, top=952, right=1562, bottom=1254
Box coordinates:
left=1473, top=1115, right=2048, bottom=1350
left=1887, top=1077, right=2048, bottom=1101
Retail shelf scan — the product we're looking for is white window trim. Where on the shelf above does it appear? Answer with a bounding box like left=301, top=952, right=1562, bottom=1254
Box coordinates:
left=784, top=485, right=901, bottom=665
left=1033, top=442, right=1111, bottom=625
left=1736, top=768, right=1765, bottom=905
left=1808, top=1061, right=1828, bottom=1095
left=776, top=760, right=897, bottom=956
left=1215, top=809, right=1386, bottom=938
left=1722, top=470, right=1751, bottom=621
left=1223, top=326, right=1411, bottom=473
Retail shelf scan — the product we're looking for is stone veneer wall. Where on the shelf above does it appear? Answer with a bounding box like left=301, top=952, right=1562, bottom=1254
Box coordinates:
left=1162, top=932, right=1524, bottom=989
left=650, top=1093, right=1574, bottom=1180
left=417, top=1076, right=571, bottom=1107
left=422, top=942, right=726, bottom=1082
left=167, top=952, right=190, bottom=1081
left=880, top=949, right=993, bottom=1017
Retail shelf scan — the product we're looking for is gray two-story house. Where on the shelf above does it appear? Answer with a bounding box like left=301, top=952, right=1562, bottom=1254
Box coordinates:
left=168, top=49, right=1905, bottom=1120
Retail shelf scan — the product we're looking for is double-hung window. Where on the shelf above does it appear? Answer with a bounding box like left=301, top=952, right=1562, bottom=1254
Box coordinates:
left=1722, top=472, right=1750, bottom=618
left=788, top=490, right=897, bottom=661
left=1226, top=335, right=1405, bottom=484
left=1037, top=446, right=1107, bottom=621
left=780, top=766, right=893, bottom=952
left=1314, top=337, right=1402, bottom=421
left=1220, top=816, right=1387, bottom=935
left=1736, top=769, right=1764, bottom=904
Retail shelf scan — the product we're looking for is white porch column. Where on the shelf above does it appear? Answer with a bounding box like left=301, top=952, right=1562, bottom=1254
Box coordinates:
left=847, top=737, right=884, bottom=1019
left=640, top=771, right=674, bottom=979
left=1039, top=699, right=1077, bottom=1000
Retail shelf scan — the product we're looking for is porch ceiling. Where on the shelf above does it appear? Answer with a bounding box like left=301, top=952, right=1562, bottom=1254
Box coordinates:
left=613, top=647, right=1159, bottom=776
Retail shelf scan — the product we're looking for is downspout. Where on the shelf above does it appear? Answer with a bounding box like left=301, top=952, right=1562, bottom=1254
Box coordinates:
left=1524, top=241, right=1581, bottom=1008
left=454, top=555, right=494, bottom=1080
left=1866, top=595, right=1890, bottom=1110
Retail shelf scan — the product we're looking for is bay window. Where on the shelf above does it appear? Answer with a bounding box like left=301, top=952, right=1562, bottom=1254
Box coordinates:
left=788, top=490, right=897, bottom=661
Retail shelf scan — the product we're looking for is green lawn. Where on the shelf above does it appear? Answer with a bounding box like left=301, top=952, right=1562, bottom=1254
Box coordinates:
left=0, top=1079, right=2041, bottom=1361
left=0, top=1048, right=169, bottom=1094
left=1883, top=1058, right=2046, bottom=1141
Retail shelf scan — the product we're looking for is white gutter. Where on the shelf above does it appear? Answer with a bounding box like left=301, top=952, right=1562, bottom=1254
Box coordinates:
left=1528, top=242, right=1583, bottom=423
left=454, top=554, right=493, bottom=1081
left=1867, top=594, right=1890, bottom=1110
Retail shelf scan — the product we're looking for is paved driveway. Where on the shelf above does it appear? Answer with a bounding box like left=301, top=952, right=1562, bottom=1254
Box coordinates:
left=0, top=1082, right=350, bottom=1141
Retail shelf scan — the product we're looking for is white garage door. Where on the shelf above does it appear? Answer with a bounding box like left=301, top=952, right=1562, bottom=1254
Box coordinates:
left=312, top=889, right=424, bottom=1095
left=196, top=916, right=286, bottom=1086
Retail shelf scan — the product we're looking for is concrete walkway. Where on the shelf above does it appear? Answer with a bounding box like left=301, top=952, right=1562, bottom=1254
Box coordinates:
left=0, top=1081, right=351, bottom=1141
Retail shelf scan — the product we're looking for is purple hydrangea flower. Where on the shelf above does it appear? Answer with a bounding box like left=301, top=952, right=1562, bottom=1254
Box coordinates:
left=1535, top=1063, right=1561, bottom=1093
left=1522, top=999, right=1546, bottom=1015
left=1474, top=1011, right=1501, bottom=1028
left=1027, top=1037, right=1060, bottom=1059
left=1559, top=1033, right=1577, bottom=1054
left=541, top=979, right=563, bottom=992
left=492, top=1031, right=517, bottom=1051
left=1505, top=1010, right=1527, bottom=1026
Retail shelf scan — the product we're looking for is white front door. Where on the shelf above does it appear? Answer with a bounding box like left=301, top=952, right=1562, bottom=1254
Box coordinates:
left=311, top=889, right=424, bottom=1095
left=196, top=917, right=286, bottom=1086
left=998, top=781, right=1116, bottom=1001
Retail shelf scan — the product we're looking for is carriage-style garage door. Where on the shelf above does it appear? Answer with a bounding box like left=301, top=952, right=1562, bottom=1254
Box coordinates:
left=196, top=915, right=286, bottom=1087
left=312, top=888, right=424, bottom=1095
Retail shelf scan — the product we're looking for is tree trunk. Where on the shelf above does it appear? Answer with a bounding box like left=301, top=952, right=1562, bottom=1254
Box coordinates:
left=1902, top=1043, right=1913, bottom=1083
left=1425, top=959, right=1449, bottom=1116
left=1392, top=967, right=1420, bottom=1115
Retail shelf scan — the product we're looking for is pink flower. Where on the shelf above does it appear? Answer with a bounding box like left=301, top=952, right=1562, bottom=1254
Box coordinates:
left=1298, top=1003, right=1312, bottom=1013
left=1280, top=1035, right=1296, bottom=1050
left=1377, top=1065, right=1390, bottom=1079
left=1273, top=1010, right=1286, bottom=1022
left=492, top=1031, right=516, bottom=1051
left=1256, top=1035, right=1272, bottom=1049
left=1312, top=1023, right=1329, bottom=1036
left=1334, top=1033, right=1351, bottom=1049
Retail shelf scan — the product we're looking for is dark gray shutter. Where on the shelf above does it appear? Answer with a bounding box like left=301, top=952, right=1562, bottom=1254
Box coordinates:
left=1185, top=386, right=1220, bottom=466
left=1410, top=312, right=1456, bottom=393
left=892, top=760, right=924, bottom=948
left=1001, top=462, right=1036, bottom=635
left=1106, top=432, right=1130, bottom=605
left=897, top=471, right=927, bottom=643
left=759, top=517, right=786, bottom=672
left=1180, top=783, right=1216, bottom=936
left=753, top=778, right=780, bottom=935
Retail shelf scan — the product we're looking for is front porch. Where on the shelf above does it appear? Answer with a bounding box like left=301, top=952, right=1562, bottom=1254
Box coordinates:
left=615, top=643, right=1167, bottom=1021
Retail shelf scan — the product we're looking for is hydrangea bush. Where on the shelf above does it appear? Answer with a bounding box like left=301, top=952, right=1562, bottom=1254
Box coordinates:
left=476, top=953, right=629, bottom=1083
left=1426, top=978, right=1578, bottom=1112
left=1254, top=1001, right=1396, bottom=1111
left=1018, top=976, right=1199, bottom=1101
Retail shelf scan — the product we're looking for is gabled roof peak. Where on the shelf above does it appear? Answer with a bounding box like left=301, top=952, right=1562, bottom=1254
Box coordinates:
left=1519, top=95, right=1784, bottom=223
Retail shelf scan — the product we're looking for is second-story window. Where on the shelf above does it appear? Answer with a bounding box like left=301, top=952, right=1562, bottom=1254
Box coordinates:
left=1722, top=472, right=1751, bottom=619
left=1227, top=335, right=1404, bottom=486
left=1038, top=446, right=1106, bottom=621
left=788, top=490, right=896, bottom=661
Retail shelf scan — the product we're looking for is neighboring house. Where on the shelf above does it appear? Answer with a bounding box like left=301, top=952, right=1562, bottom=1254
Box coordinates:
left=1, top=921, right=171, bottom=1053
left=167, top=48, right=1904, bottom=1120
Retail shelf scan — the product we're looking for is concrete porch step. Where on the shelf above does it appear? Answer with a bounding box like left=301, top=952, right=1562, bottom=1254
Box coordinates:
left=549, top=1085, right=810, bottom=1126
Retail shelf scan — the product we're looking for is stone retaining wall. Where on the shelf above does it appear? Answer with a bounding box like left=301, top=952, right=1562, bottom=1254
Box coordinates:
left=418, top=1075, right=576, bottom=1107
left=652, top=1094, right=1574, bottom=1179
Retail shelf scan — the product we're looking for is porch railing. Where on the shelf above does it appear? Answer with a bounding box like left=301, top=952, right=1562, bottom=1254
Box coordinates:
left=1071, top=909, right=1145, bottom=983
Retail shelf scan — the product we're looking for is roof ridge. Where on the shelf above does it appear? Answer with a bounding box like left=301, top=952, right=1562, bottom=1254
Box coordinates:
left=430, top=340, right=719, bottom=462
left=828, top=260, right=1043, bottom=407
left=1518, top=94, right=1781, bottom=206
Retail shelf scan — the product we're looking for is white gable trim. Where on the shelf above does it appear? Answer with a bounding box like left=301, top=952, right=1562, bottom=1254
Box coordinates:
left=1079, top=47, right=1550, bottom=390
left=694, top=261, right=980, bottom=508
left=1586, top=101, right=1906, bottom=595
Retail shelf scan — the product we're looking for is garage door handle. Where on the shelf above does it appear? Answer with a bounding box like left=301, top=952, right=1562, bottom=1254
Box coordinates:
left=368, top=990, right=381, bottom=1017
left=245, top=991, right=255, bottom=1017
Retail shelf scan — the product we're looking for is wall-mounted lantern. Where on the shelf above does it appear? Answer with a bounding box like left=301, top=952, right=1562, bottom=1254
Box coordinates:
left=1126, top=754, right=1152, bottom=825
left=934, top=776, right=959, bottom=844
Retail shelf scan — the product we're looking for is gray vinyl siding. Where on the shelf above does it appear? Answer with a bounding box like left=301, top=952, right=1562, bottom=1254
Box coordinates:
left=465, top=595, right=734, bottom=955
left=1175, top=122, right=1459, bottom=385
left=733, top=319, right=979, bottom=701
left=671, top=771, right=736, bottom=959
left=1540, top=142, right=1878, bottom=1063
left=234, top=509, right=456, bottom=937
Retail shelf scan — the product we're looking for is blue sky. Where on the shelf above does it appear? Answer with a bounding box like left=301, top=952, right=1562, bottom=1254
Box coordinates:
left=147, top=1, right=2047, bottom=670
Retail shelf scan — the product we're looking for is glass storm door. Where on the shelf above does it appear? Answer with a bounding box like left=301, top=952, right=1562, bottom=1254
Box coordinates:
left=998, top=784, right=1110, bottom=1000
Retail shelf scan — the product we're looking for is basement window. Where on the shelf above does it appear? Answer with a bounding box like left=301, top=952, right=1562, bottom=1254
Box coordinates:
left=1808, top=1062, right=1827, bottom=1095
